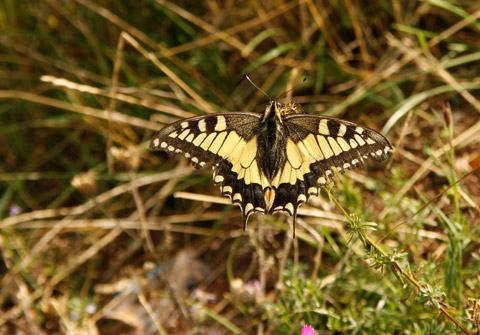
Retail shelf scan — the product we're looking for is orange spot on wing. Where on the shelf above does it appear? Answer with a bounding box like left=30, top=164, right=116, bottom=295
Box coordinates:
left=265, top=188, right=275, bottom=211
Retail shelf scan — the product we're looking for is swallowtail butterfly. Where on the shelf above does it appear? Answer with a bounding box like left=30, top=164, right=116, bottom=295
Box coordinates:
left=150, top=101, right=392, bottom=236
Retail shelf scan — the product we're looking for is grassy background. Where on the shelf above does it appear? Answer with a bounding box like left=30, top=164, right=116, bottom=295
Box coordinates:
left=1, top=0, right=480, bottom=334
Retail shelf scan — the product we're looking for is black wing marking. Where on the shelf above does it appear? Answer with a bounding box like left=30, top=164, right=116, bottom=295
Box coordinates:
left=150, top=113, right=266, bottom=228
left=214, top=160, right=267, bottom=225
left=269, top=115, right=393, bottom=232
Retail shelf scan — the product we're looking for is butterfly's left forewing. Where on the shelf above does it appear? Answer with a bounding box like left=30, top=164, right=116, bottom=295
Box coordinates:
left=150, top=113, right=266, bottom=223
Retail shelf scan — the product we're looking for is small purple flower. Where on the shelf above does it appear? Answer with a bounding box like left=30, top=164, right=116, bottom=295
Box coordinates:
left=301, top=324, right=316, bottom=335
left=70, top=311, right=80, bottom=321
left=9, top=204, right=22, bottom=216
left=244, top=279, right=263, bottom=298
left=85, top=303, right=96, bottom=314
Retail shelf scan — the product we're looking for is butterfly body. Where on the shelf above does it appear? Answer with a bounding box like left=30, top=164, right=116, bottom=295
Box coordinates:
left=150, top=101, right=392, bottom=234
left=257, top=102, right=287, bottom=179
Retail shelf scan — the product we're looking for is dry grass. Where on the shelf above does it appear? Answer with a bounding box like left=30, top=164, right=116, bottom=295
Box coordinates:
left=1, top=1, right=480, bottom=334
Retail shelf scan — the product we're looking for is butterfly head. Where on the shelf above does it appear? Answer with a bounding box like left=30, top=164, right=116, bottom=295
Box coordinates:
left=263, top=100, right=302, bottom=123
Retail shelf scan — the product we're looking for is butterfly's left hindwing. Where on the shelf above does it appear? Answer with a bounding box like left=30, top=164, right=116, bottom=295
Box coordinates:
left=150, top=113, right=266, bottom=221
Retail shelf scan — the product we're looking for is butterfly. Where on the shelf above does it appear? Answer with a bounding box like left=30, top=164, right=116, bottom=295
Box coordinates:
left=150, top=101, right=392, bottom=236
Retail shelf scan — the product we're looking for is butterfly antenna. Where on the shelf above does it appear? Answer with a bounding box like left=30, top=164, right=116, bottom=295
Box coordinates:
left=245, top=74, right=272, bottom=101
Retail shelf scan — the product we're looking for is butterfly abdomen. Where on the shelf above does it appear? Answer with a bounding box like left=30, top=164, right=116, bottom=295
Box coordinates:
left=257, top=113, right=287, bottom=180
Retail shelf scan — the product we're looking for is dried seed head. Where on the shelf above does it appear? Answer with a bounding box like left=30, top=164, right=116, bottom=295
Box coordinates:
left=440, top=101, right=452, bottom=129
left=71, top=170, right=97, bottom=196
left=110, top=145, right=141, bottom=170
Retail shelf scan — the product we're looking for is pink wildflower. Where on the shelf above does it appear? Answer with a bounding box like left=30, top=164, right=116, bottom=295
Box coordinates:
left=301, top=324, right=316, bottom=335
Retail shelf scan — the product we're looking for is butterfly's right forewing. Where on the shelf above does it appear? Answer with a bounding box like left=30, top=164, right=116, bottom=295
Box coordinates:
left=150, top=113, right=259, bottom=166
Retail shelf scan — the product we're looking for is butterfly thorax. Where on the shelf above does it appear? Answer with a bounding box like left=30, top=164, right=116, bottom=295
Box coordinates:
left=262, top=100, right=302, bottom=122
left=257, top=101, right=299, bottom=180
